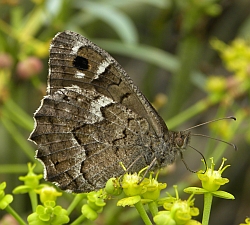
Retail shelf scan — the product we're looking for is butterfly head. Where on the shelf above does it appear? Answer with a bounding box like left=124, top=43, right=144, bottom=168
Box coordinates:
left=166, top=130, right=191, bottom=154
left=155, top=130, right=191, bottom=168
left=174, top=131, right=191, bottom=150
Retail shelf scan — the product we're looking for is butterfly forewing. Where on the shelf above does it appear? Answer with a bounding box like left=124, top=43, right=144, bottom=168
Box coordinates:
left=49, top=31, right=167, bottom=135
left=29, top=31, right=176, bottom=192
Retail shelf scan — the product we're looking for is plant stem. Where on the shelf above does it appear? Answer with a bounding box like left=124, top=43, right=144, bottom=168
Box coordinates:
left=5, top=205, right=27, bottom=225
left=134, top=201, right=152, bottom=225
left=29, top=190, right=38, bottom=212
left=67, top=194, right=87, bottom=215
left=70, top=214, right=86, bottom=225
left=202, top=192, right=213, bottom=225
left=3, top=98, right=34, bottom=130
left=164, top=35, right=202, bottom=119
left=0, top=116, right=35, bottom=162
left=166, top=97, right=216, bottom=129
left=148, top=201, right=158, bottom=217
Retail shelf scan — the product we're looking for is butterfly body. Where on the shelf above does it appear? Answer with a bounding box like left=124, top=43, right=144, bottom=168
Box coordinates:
left=29, top=31, right=190, bottom=192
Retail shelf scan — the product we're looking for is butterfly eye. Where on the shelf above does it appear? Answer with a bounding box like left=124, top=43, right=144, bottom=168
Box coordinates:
left=175, top=137, right=184, bottom=148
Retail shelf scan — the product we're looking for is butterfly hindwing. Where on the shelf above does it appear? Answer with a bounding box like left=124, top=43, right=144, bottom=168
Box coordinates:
left=29, top=31, right=177, bottom=192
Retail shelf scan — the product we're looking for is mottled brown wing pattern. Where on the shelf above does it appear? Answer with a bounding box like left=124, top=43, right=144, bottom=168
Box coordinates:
left=29, top=31, right=177, bottom=193
left=31, top=85, right=155, bottom=192
left=48, top=31, right=167, bottom=135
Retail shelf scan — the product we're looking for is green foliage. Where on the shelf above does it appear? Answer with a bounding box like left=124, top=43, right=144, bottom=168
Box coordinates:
left=27, top=201, right=69, bottom=225
left=0, top=182, right=13, bottom=210
left=0, top=160, right=234, bottom=224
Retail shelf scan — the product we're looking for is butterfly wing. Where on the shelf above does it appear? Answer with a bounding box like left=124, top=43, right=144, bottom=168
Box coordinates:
left=48, top=31, right=167, bottom=135
left=30, top=31, right=170, bottom=192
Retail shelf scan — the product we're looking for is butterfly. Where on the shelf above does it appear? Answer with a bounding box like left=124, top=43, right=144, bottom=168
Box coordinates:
left=29, top=31, right=190, bottom=193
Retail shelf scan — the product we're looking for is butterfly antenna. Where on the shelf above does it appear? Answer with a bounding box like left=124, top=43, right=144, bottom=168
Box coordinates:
left=183, top=116, right=236, bottom=132
left=191, top=133, right=237, bottom=151
left=180, top=145, right=207, bottom=173
left=183, top=116, right=237, bottom=150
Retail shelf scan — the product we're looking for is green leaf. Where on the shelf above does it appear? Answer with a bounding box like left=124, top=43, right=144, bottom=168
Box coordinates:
left=93, top=39, right=179, bottom=72
left=117, top=195, right=141, bottom=207
left=0, top=194, right=13, bottom=209
left=184, top=187, right=208, bottom=194
left=74, top=1, right=138, bottom=44
left=106, top=0, right=170, bottom=8
left=12, top=185, right=31, bottom=194
left=0, top=182, right=6, bottom=190
left=212, top=191, right=235, bottom=199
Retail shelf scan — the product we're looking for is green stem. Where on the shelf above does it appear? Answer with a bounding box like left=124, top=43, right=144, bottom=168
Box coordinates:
left=202, top=192, right=213, bottom=225
left=134, top=201, right=152, bottom=225
left=5, top=205, right=27, bottom=225
left=67, top=194, right=87, bottom=215
left=0, top=164, right=31, bottom=173
left=166, top=97, right=216, bottom=129
left=29, top=190, right=38, bottom=212
left=148, top=201, right=158, bottom=217
left=70, top=214, right=86, bottom=225
left=0, top=116, right=35, bottom=162
left=2, top=98, right=34, bottom=131
left=164, top=35, right=202, bottom=119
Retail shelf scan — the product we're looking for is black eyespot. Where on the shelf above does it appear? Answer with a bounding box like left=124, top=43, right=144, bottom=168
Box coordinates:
left=73, top=56, right=88, bottom=71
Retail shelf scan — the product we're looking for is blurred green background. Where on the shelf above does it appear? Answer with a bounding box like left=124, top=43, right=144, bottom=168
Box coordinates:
left=0, top=0, right=249, bottom=224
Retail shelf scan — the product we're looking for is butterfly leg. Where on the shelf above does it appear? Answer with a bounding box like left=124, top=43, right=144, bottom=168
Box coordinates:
left=118, top=154, right=145, bottom=187
left=138, top=156, right=157, bottom=184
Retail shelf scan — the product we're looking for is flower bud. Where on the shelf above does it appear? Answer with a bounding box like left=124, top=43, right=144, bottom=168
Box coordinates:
left=16, top=56, right=43, bottom=79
